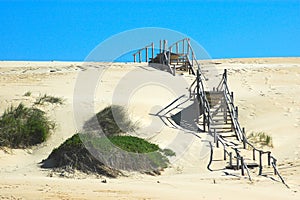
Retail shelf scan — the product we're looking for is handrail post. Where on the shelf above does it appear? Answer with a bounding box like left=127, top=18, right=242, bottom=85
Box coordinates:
left=242, top=127, right=246, bottom=149
left=151, top=42, right=154, bottom=61
left=236, top=152, right=240, bottom=170
left=259, top=151, right=263, bottom=175
left=203, top=113, right=206, bottom=132
left=273, top=159, right=277, bottom=175
left=267, top=152, right=271, bottom=166
left=159, top=40, right=162, bottom=53
left=133, top=54, right=136, bottom=63
left=138, top=51, right=141, bottom=63
left=241, top=157, right=245, bottom=176
left=196, top=70, right=200, bottom=100
left=253, top=148, right=256, bottom=160
left=145, top=47, right=148, bottom=62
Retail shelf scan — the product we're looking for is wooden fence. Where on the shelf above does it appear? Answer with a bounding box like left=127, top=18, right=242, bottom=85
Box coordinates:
left=190, top=69, right=288, bottom=187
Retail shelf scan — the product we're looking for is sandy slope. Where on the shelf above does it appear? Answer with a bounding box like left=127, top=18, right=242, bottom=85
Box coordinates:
left=0, top=58, right=299, bottom=199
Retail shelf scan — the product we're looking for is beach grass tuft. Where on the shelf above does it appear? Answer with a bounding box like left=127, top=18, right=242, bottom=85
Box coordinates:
left=35, top=94, right=64, bottom=105
left=0, top=103, right=55, bottom=148
left=247, top=132, right=273, bottom=148
left=23, top=91, right=32, bottom=97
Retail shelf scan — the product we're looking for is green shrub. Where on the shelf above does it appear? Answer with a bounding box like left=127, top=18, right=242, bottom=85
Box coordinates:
left=83, top=105, right=138, bottom=136
left=24, top=91, right=32, bottom=97
left=0, top=103, right=54, bottom=148
left=160, top=148, right=176, bottom=157
left=109, top=135, right=159, bottom=153
left=35, top=94, right=64, bottom=105
left=247, top=132, right=273, bottom=148
left=43, top=133, right=175, bottom=175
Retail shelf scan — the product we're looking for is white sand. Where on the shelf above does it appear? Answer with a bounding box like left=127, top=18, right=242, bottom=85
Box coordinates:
left=0, top=58, right=299, bottom=199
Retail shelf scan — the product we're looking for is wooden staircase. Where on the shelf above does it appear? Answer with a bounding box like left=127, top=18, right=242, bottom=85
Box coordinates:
left=191, top=69, right=288, bottom=187
left=133, top=38, right=288, bottom=187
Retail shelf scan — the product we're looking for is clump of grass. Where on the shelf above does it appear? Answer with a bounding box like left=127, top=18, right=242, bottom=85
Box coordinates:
left=160, top=148, right=176, bottom=157
left=83, top=105, right=138, bottom=136
left=35, top=94, right=64, bottom=105
left=23, top=91, right=32, bottom=97
left=247, top=132, right=273, bottom=148
left=0, top=103, right=55, bottom=148
left=43, top=133, right=175, bottom=176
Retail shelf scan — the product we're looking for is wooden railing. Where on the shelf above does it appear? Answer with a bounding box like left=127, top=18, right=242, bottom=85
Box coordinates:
left=211, top=69, right=288, bottom=187
left=133, top=38, right=199, bottom=75
left=133, top=42, right=155, bottom=63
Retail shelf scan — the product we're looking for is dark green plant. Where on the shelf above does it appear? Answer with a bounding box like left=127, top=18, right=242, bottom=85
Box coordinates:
left=43, top=133, right=175, bottom=176
left=35, top=94, right=64, bottom=105
left=83, top=105, right=138, bottom=136
left=160, top=148, right=176, bottom=157
left=0, top=103, right=54, bottom=148
left=24, top=91, right=32, bottom=97
left=247, top=132, right=273, bottom=148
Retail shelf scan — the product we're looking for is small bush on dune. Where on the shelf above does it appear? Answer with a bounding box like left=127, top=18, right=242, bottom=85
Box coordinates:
left=35, top=94, right=64, bottom=105
left=96, top=105, right=137, bottom=135
left=42, top=133, right=175, bottom=176
left=43, top=105, right=175, bottom=176
left=83, top=105, right=138, bottom=136
left=247, top=132, right=273, bottom=148
left=0, top=103, right=54, bottom=148
left=23, top=91, right=32, bottom=97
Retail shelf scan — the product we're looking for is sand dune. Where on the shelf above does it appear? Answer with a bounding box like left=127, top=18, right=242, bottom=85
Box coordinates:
left=0, top=58, right=300, bottom=199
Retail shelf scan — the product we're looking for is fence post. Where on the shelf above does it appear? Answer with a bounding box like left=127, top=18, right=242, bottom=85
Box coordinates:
left=236, top=152, right=240, bottom=170
left=267, top=152, right=271, bottom=166
left=241, top=157, right=245, bottom=176
left=196, top=70, right=200, bottom=100
left=224, top=148, right=227, bottom=160
left=242, top=127, right=246, bottom=149
left=224, top=96, right=228, bottom=124
left=224, top=69, right=227, bottom=81
left=273, top=158, right=277, bottom=175
left=253, top=148, right=256, bottom=160
left=192, top=52, right=194, bottom=66
left=138, top=51, right=141, bottom=63
left=203, top=113, right=206, bottom=132
left=259, top=151, right=263, bottom=175
left=159, top=40, right=162, bottom=53
left=151, top=42, right=154, bottom=61
left=145, top=47, right=148, bottom=62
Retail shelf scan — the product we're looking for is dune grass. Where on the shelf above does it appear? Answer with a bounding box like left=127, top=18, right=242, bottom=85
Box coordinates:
left=43, top=105, right=175, bottom=176
left=35, top=94, right=64, bottom=105
left=0, top=103, right=55, bottom=148
left=23, top=91, right=32, bottom=97
left=83, top=105, right=138, bottom=136
left=247, top=132, right=273, bottom=148
left=45, top=133, right=175, bottom=175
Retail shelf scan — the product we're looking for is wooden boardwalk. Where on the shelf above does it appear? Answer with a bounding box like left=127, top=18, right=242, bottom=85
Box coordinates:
left=134, top=38, right=288, bottom=187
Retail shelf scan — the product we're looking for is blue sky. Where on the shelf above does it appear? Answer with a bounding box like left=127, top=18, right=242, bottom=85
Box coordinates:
left=0, top=0, right=299, bottom=61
